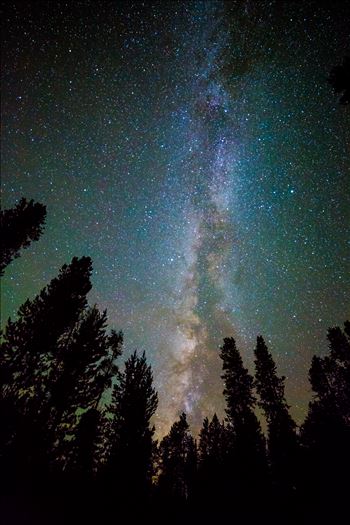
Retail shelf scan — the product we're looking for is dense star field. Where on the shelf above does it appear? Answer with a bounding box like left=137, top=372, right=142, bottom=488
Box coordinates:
left=1, top=1, right=349, bottom=437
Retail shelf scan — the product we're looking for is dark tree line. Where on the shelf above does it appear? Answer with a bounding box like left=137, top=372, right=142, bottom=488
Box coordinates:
left=1, top=199, right=349, bottom=524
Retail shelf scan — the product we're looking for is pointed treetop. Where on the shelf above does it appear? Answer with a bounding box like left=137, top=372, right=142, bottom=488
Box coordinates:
left=254, top=335, right=287, bottom=413
left=219, top=337, right=256, bottom=418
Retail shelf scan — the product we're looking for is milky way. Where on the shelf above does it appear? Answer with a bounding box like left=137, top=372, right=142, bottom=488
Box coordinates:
left=2, top=1, right=349, bottom=436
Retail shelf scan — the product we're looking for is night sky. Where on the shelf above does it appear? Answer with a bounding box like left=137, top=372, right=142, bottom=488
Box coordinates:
left=1, top=0, right=349, bottom=437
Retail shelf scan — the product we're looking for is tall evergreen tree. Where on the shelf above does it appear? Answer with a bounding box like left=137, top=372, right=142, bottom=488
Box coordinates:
left=197, top=413, right=226, bottom=511
left=106, top=351, right=158, bottom=508
left=49, top=307, right=123, bottom=472
left=158, top=412, right=197, bottom=504
left=0, top=198, right=46, bottom=276
left=254, top=336, right=298, bottom=495
left=89, top=329, right=123, bottom=472
left=198, top=413, right=226, bottom=470
left=301, top=322, right=350, bottom=521
left=219, top=337, right=267, bottom=512
left=1, top=257, right=92, bottom=407
left=302, top=322, right=350, bottom=439
left=0, top=257, right=92, bottom=474
left=50, top=307, right=108, bottom=418
left=88, top=329, right=123, bottom=411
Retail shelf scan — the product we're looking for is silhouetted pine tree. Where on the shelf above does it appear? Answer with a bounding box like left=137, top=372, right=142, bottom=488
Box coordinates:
left=254, top=336, right=298, bottom=497
left=198, top=417, right=210, bottom=458
left=89, top=329, right=123, bottom=411
left=158, top=412, right=197, bottom=506
left=219, top=337, right=267, bottom=513
left=0, top=257, right=92, bottom=477
left=198, top=413, right=226, bottom=470
left=49, top=307, right=108, bottom=419
left=90, top=330, right=123, bottom=471
left=49, top=307, right=122, bottom=473
left=301, top=322, right=350, bottom=521
left=0, top=198, right=46, bottom=276
left=106, top=351, right=158, bottom=511
left=197, top=413, right=226, bottom=510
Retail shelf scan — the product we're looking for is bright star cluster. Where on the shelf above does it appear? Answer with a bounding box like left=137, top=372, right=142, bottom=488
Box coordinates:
left=1, top=1, right=349, bottom=437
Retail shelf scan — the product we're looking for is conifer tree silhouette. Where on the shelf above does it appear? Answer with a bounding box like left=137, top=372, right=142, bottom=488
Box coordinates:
left=158, top=412, right=197, bottom=509
left=219, top=337, right=267, bottom=514
left=0, top=198, right=46, bottom=276
left=254, top=336, right=298, bottom=498
left=302, top=322, right=350, bottom=439
left=90, top=329, right=123, bottom=472
left=0, top=257, right=92, bottom=477
left=301, top=322, right=350, bottom=521
left=49, top=307, right=122, bottom=472
left=197, top=413, right=227, bottom=512
left=1, top=257, right=92, bottom=408
left=106, top=350, right=158, bottom=512
left=198, top=413, right=226, bottom=472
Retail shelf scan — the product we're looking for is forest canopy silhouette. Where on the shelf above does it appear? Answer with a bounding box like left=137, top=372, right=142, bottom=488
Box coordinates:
left=1, top=197, right=349, bottom=525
